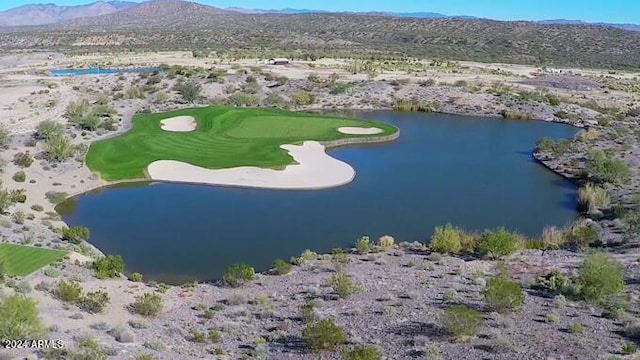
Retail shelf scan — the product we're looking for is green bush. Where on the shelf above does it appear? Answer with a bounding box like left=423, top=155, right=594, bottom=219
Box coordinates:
left=93, top=255, right=125, bottom=279
left=273, top=259, right=292, bottom=275
left=564, top=221, right=599, bottom=248
left=228, top=92, right=258, bottom=107
left=222, top=263, right=255, bottom=288
left=45, top=191, right=69, bottom=205
left=176, top=82, right=202, bottom=103
left=299, top=301, right=319, bottom=324
left=35, top=121, right=66, bottom=140
left=302, top=319, right=345, bottom=350
left=578, top=253, right=624, bottom=301
left=129, top=272, right=143, bottom=282
left=53, top=280, right=83, bottom=304
left=483, top=273, right=524, bottom=313
left=342, top=344, right=382, bottom=360
left=12, top=171, right=26, bottom=182
left=476, top=227, right=521, bottom=259
left=355, top=236, right=371, bottom=254
left=430, top=223, right=462, bottom=253
left=79, top=290, right=110, bottom=314
left=328, top=273, right=359, bottom=298
left=535, top=270, right=569, bottom=294
left=61, top=226, right=90, bottom=244
left=291, top=92, right=315, bottom=106
left=568, top=322, right=583, bottom=333
left=13, top=152, right=33, bottom=168
left=44, top=135, right=76, bottom=162
left=131, top=292, right=163, bottom=317
left=586, top=150, right=632, bottom=184
left=0, top=294, right=46, bottom=340
left=442, top=305, right=483, bottom=340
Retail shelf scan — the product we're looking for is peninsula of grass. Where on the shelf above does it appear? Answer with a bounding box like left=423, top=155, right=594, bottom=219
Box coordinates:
left=86, top=106, right=397, bottom=181
left=0, top=244, right=67, bottom=276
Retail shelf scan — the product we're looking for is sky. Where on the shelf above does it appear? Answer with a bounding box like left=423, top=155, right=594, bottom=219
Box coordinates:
left=1, top=0, right=639, bottom=24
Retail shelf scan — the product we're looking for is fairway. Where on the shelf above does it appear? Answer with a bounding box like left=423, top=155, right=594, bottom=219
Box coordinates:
left=0, top=244, right=68, bottom=276
left=86, top=107, right=397, bottom=181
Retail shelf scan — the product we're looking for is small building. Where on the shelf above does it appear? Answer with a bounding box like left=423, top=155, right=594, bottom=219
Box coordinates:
left=266, top=58, right=292, bottom=65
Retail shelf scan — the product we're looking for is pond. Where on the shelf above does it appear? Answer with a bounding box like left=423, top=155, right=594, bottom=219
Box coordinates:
left=50, top=67, right=162, bottom=76
left=59, top=111, right=579, bottom=284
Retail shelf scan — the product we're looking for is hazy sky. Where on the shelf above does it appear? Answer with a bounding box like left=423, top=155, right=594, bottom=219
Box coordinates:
left=2, top=0, right=639, bottom=24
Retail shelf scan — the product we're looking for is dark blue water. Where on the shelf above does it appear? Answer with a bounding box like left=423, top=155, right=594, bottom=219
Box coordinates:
left=59, top=111, right=579, bottom=284
left=50, top=67, right=162, bottom=76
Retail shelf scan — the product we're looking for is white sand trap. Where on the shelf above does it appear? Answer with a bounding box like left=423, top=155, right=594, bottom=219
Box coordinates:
left=160, top=116, right=196, bottom=132
left=338, top=126, right=383, bottom=135
left=147, top=141, right=355, bottom=189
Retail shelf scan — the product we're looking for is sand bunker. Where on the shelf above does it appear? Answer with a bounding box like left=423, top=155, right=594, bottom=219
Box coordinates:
left=338, top=126, right=384, bottom=135
left=147, top=141, right=355, bottom=189
left=160, top=116, right=197, bottom=132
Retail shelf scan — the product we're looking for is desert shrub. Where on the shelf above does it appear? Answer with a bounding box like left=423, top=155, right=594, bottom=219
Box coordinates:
left=228, top=92, right=258, bottom=107
left=442, top=305, right=483, bottom=341
left=290, top=249, right=317, bottom=265
left=476, top=227, right=521, bottom=259
left=377, top=235, right=394, bottom=250
left=564, top=221, right=599, bottom=248
left=341, top=344, right=382, bottom=360
left=540, top=226, right=566, bottom=249
left=222, top=263, right=255, bottom=288
left=126, top=86, right=145, bottom=99
left=500, top=110, right=533, bottom=120
left=131, top=292, right=163, bottom=317
left=79, top=291, right=110, bottom=314
left=536, top=137, right=572, bottom=156
left=291, top=92, right=315, bottom=106
left=44, top=135, right=76, bottom=162
left=65, top=99, right=91, bottom=120
left=263, top=92, right=288, bottom=108
left=546, top=94, right=561, bottom=106
left=43, top=266, right=60, bottom=277
left=302, top=319, right=345, bottom=350
left=13, top=152, right=33, bottom=168
left=483, top=273, right=524, bottom=313
left=622, top=342, right=638, bottom=355
left=75, top=114, right=102, bottom=131
left=568, top=322, right=583, bottom=333
left=129, top=272, right=143, bottom=282
left=430, top=223, right=461, bottom=254
left=355, top=236, right=371, bottom=254
left=53, top=280, right=83, bottom=304
left=575, top=128, right=600, bottom=142
left=61, top=226, right=90, bottom=244
left=601, top=295, right=627, bottom=320
left=176, top=82, right=202, bottom=103
left=0, top=294, right=46, bottom=340
left=92, top=255, right=125, bottom=279
left=577, top=183, right=610, bottom=212
left=12, top=171, right=26, bottom=182
left=578, top=253, right=624, bottom=301
left=536, top=269, right=569, bottom=294
left=586, top=150, right=632, bottom=184
left=393, top=98, right=437, bottom=112
left=0, top=124, right=12, bottom=149
left=299, top=301, right=319, bottom=324
left=328, top=273, right=359, bottom=298
left=273, top=259, right=291, bottom=275
left=10, top=189, right=26, bottom=203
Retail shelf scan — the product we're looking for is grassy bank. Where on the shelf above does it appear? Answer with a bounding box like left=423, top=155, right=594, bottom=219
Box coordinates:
left=86, top=106, right=397, bottom=181
left=0, top=244, right=67, bottom=276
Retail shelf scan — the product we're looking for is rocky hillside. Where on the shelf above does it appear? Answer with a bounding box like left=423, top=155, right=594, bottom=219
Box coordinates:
left=1, top=0, right=640, bottom=69
left=0, top=1, right=135, bottom=27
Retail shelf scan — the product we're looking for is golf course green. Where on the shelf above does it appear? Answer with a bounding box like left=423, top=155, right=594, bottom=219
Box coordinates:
left=86, top=106, right=397, bottom=181
left=0, top=244, right=67, bottom=276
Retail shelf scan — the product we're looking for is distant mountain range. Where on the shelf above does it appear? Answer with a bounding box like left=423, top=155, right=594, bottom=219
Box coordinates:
left=0, top=0, right=639, bottom=31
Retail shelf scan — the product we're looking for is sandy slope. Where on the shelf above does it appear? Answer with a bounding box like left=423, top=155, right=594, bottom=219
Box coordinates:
left=159, top=116, right=196, bottom=132
left=147, top=141, right=355, bottom=189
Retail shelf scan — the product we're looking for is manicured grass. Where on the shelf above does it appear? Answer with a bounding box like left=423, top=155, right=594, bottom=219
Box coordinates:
left=0, top=244, right=68, bottom=276
left=86, top=107, right=397, bottom=181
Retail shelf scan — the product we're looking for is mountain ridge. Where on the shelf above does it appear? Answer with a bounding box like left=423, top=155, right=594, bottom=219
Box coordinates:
left=1, top=0, right=639, bottom=31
